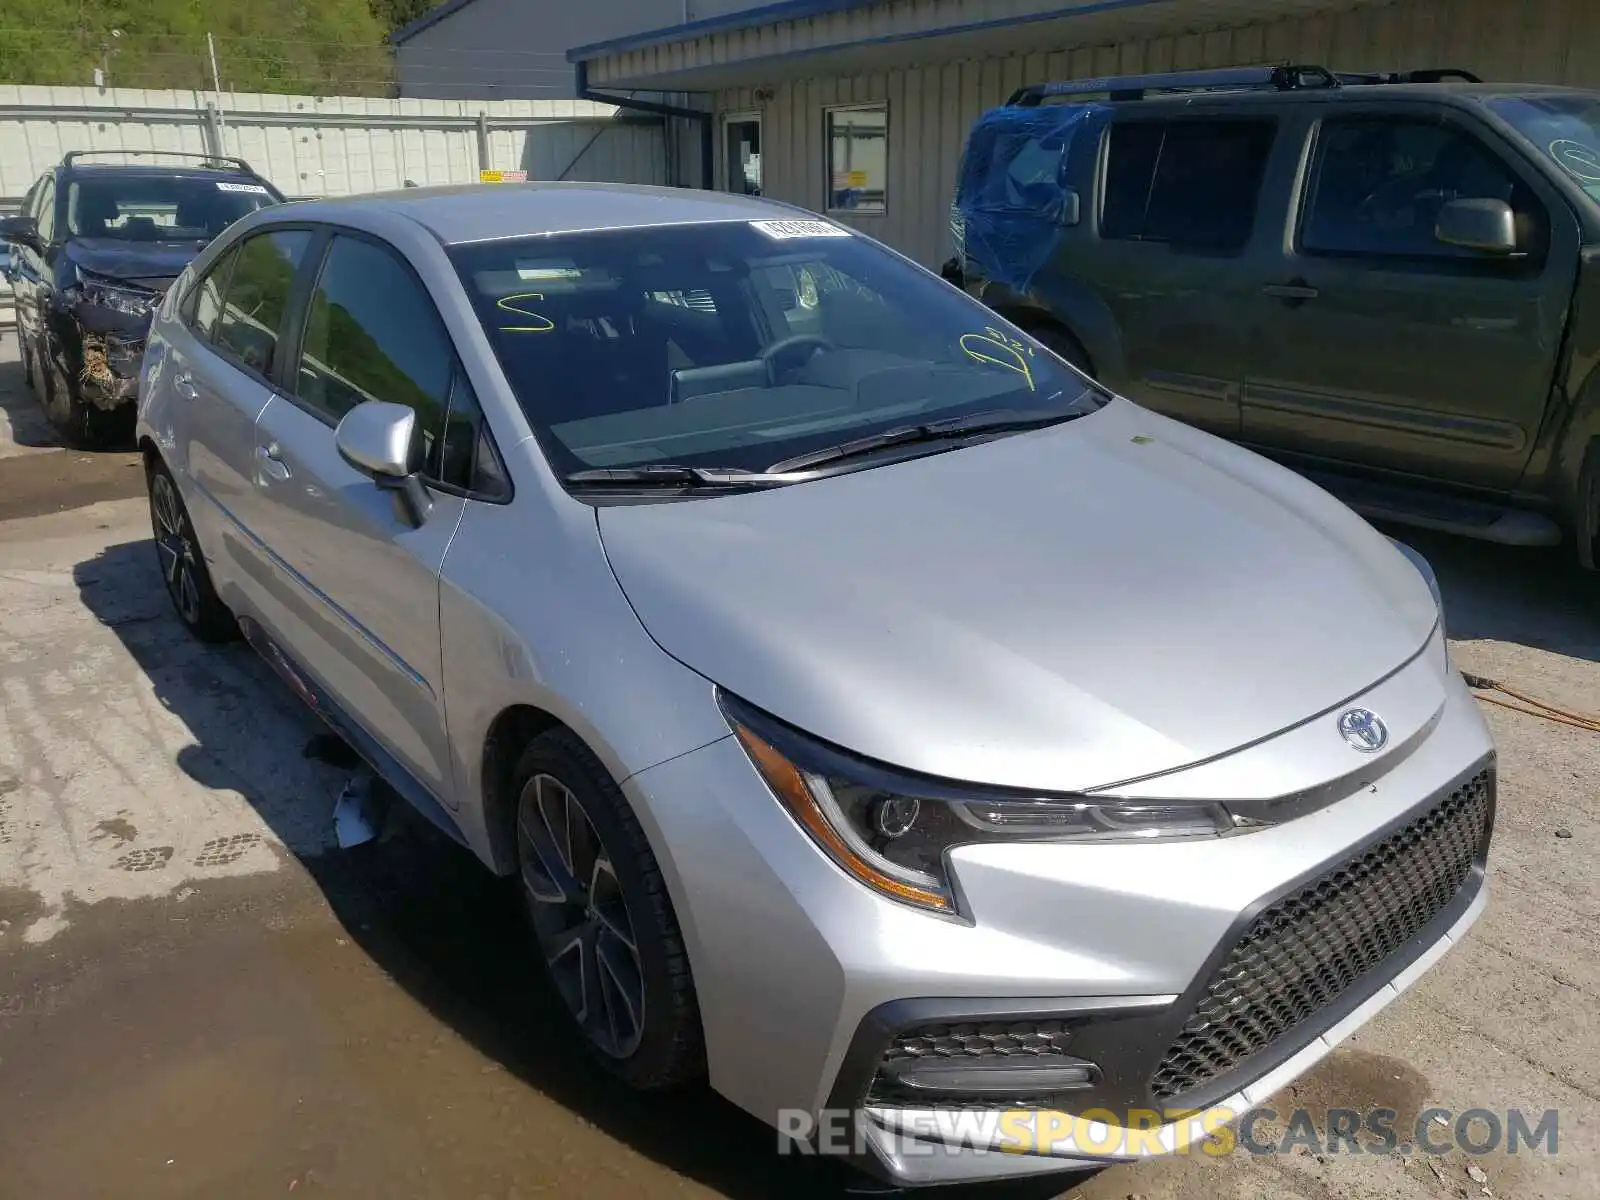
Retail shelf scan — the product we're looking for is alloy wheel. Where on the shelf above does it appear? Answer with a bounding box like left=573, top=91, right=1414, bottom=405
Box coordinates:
left=518, top=773, right=646, bottom=1059
left=151, top=474, right=202, bottom=626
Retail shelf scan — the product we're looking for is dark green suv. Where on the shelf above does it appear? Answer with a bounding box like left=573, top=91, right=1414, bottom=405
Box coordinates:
left=950, top=65, right=1600, bottom=566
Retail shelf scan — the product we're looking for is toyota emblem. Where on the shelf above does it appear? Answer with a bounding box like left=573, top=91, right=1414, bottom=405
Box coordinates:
left=1338, top=708, right=1388, bottom=753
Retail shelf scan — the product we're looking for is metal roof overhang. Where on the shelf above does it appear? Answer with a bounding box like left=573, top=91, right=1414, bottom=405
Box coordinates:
left=570, top=0, right=1372, bottom=92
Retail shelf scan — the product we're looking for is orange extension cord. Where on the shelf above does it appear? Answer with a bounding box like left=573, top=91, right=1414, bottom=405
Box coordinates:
left=1460, top=672, right=1600, bottom=735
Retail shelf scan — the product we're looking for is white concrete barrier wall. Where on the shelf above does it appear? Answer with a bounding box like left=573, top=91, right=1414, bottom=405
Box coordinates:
left=0, top=85, right=669, bottom=203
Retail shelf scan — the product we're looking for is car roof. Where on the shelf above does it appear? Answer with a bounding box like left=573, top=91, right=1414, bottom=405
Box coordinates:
left=275, top=182, right=810, bottom=245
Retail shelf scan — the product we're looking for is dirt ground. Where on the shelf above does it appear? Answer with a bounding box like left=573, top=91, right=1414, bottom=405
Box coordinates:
left=0, top=338, right=1594, bottom=1200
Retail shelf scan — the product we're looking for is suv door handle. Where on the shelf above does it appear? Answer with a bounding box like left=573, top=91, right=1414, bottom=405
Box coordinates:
left=1263, top=281, right=1320, bottom=301
left=173, top=372, right=198, bottom=400
left=256, top=442, right=292, bottom=482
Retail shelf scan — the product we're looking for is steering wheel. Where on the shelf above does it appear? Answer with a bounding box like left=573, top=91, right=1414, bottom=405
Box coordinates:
left=762, top=334, right=836, bottom=385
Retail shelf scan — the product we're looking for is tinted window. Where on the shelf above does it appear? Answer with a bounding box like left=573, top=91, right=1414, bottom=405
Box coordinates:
left=187, top=246, right=238, bottom=341
left=450, top=222, right=1105, bottom=479
left=213, top=230, right=311, bottom=377
left=436, top=368, right=508, bottom=496
left=1101, top=120, right=1274, bottom=251
left=66, top=176, right=275, bottom=243
left=1301, top=118, right=1547, bottom=262
left=296, top=236, right=453, bottom=453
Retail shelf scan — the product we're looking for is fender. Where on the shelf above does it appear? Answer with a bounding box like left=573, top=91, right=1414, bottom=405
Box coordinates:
left=971, top=274, right=1128, bottom=385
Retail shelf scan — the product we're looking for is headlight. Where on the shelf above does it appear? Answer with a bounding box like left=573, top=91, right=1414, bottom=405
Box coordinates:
left=721, top=692, right=1232, bottom=915
left=1389, top=538, right=1445, bottom=636
left=66, top=267, right=160, bottom=318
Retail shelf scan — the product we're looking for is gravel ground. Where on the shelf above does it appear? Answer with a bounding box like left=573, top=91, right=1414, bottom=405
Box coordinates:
left=0, top=338, right=1593, bottom=1200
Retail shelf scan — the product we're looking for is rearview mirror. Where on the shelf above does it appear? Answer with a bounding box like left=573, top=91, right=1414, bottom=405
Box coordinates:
left=1434, top=197, right=1516, bottom=255
left=335, top=400, right=432, bottom=526
left=0, top=214, right=41, bottom=251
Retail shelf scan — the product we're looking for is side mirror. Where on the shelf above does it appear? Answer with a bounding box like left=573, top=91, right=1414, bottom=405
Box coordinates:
left=1058, top=188, right=1081, bottom=228
left=1434, top=197, right=1516, bottom=255
left=0, top=214, right=41, bottom=252
left=334, top=400, right=432, bottom=526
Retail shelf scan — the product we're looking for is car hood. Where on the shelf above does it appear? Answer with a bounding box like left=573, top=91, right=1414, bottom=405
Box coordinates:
left=66, top=239, right=200, bottom=284
left=596, top=399, right=1441, bottom=792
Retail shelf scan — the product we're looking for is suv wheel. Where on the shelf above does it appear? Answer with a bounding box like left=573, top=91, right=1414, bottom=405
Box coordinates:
left=513, top=728, right=704, bottom=1090
left=147, top=459, right=238, bottom=643
left=1027, top=324, right=1095, bottom=378
left=42, top=339, right=131, bottom=449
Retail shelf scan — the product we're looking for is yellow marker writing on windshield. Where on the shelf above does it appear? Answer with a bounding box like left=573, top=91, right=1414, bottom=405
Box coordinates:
left=497, top=292, right=555, bottom=333
left=960, top=327, right=1036, bottom=392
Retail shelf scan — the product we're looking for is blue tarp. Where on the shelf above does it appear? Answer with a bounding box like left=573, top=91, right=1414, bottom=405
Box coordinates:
left=953, top=103, right=1104, bottom=293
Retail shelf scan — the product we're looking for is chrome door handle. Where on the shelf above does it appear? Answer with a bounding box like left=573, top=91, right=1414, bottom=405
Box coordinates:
left=1262, top=282, right=1320, bottom=301
left=173, top=372, right=199, bottom=400
left=256, top=442, right=291, bottom=482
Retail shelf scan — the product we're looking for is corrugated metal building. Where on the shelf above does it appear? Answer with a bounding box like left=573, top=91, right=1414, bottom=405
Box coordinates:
left=570, top=0, right=1600, bottom=267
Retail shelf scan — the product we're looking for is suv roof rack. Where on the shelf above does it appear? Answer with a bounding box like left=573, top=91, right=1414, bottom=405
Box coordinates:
left=1006, top=63, right=1484, bottom=107
left=1007, top=64, right=1340, bottom=106
left=1335, top=68, right=1482, bottom=85
left=61, top=149, right=256, bottom=173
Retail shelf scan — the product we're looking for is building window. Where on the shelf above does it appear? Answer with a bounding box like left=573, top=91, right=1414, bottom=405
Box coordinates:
left=826, top=104, right=887, bottom=214
left=1100, top=119, right=1275, bottom=253
left=724, top=112, right=762, bottom=196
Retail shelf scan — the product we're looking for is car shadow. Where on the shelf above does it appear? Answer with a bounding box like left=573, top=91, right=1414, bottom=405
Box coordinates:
left=70, top=536, right=1082, bottom=1200
left=1379, top=525, right=1600, bottom=666
left=0, top=353, right=62, bottom=449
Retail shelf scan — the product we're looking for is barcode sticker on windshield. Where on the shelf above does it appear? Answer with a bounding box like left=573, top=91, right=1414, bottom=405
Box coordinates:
left=216, top=182, right=269, bottom=194
left=749, top=219, right=851, bottom=240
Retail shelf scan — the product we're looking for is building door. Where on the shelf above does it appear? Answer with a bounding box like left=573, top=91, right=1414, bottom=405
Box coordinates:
left=724, top=113, right=761, bottom=196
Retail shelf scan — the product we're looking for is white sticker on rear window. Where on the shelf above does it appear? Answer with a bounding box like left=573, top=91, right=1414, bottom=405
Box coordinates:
left=749, top=219, right=851, bottom=240
left=216, top=182, right=269, bottom=194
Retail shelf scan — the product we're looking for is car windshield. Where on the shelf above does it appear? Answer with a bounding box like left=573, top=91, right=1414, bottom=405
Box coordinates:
left=450, top=219, right=1105, bottom=478
left=1485, top=94, right=1600, bottom=205
left=66, top=175, right=275, bottom=242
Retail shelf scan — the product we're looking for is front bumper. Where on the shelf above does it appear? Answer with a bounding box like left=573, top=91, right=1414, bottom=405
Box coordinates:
left=49, top=304, right=148, bottom=410
left=624, top=653, right=1494, bottom=1186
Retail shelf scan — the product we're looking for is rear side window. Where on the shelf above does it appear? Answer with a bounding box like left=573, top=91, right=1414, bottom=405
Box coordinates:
left=1300, top=117, right=1548, bottom=264
left=294, top=234, right=453, bottom=433
left=212, top=230, right=312, bottom=377
left=1100, top=119, right=1275, bottom=252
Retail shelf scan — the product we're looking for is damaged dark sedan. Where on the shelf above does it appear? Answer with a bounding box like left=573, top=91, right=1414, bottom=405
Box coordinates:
left=1, top=151, right=283, bottom=446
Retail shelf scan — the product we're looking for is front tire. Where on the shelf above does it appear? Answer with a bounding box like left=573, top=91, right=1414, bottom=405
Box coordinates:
left=147, top=459, right=238, bottom=643
left=513, top=728, right=704, bottom=1090
left=1027, top=323, right=1095, bottom=378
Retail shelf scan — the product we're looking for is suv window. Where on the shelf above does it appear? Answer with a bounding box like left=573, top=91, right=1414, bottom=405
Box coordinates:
left=1101, top=119, right=1275, bottom=252
left=295, top=232, right=453, bottom=443
left=1300, top=117, right=1548, bottom=263
left=212, top=230, right=312, bottom=377
left=35, top=177, right=57, bottom=243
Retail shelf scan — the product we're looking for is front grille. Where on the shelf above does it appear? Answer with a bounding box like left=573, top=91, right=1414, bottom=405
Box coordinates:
left=1150, top=769, right=1491, bottom=1103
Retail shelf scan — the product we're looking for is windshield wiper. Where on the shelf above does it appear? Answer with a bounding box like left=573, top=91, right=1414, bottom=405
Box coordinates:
left=765, top=407, right=1084, bottom=474
left=564, top=465, right=793, bottom=489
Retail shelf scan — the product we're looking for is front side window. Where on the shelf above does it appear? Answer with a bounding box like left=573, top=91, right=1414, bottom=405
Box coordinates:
left=66, top=175, right=275, bottom=243
left=1101, top=119, right=1275, bottom=252
left=186, top=245, right=238, bottom=342
left=295, top=235, right=453, bottom=434
left=827, top=105, right=888, bottom=214
left=1485, top=93, right=1600, bottom=206
left=212, top=230, right=311, bottom=377
left=35, top=178, right=56, bottom=243
left=1300, top=117, right=1547, bottom=262
left=451, top=220, right=1104, bottom=482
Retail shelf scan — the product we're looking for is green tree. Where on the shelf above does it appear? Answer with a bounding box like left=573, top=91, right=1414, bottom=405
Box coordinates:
left=0, top=0, right=404, bottom=95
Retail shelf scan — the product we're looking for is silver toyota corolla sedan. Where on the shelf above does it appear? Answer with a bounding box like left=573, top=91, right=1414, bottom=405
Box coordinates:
left=136, top=183, right=1493, bottom=1187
